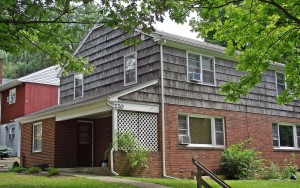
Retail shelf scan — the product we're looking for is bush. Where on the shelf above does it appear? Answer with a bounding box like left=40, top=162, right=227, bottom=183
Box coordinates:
left=26, top=167, right=41, bottom=174
left=0, top=146, right=12, bottom=159
left=12, top=161, right=19, bottom=168
left=260, top=162, right=281, bottom=180
left=128, top=146, right=150, bottom=168
left=46, top=167, right=61, bottom=176
left=282, top=153, right=298, bottom=178
left=221, top=138, right=263, bottom=180
left=9, top=166, right=26, bottom=173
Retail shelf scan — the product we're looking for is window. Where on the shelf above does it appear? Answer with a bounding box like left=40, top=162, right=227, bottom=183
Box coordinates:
left=178, top=114, right=225, bottom=147
left=272, top=123, right=300, bottom=149
left=276, top=72, right=286, bottom=95
left=188, top=52, right=215, bottom=85
left=124, top=53, right=137, bottom=86
left=9, top=127, right=15, bottom=139
left=7, top=88, right=16, bottom=104
left=33, top=123, right=42, bottom=152
left=74, top=73, right=83, bottom=99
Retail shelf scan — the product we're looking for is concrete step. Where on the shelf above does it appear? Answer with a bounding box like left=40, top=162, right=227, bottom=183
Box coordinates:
left=60, top=167, right=112, bottom=176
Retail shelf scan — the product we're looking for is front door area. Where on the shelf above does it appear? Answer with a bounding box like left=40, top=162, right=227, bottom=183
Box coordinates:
left=77, top=121, right=93, bottom=167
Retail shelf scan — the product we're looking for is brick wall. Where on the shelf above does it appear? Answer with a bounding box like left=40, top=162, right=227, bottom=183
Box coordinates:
left=164, top=104, right=300, bottom=178
left=114, top=151, right=162, bottom=177
left=54, top=119, right=77, bottom=167
left=94, top=116, right=112, bottom=167
left=21, top=118, right=56, bottom=167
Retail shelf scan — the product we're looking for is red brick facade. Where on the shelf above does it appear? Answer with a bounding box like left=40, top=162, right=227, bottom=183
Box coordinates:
left=21, top=117, right=112, bottom=168
left=163, top=104, right=300, bottom=178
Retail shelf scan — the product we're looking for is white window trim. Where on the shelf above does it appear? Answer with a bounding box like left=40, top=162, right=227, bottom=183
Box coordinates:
left=8, top=88, right=16, bottom=105
left=73, top=73, right=84, bottom=100
left=32, top=122, right=42, bottom=153
left=275, top=71, right=287, bottom=96
left=124, top=52, right=138, bottom=86
left=273, top=122, right=299, bottom=150
left=9, top=127, right=15, bottom=140
left=186, top=51, right=216, bottom=86
left=178, top=113, right=225, bottom=148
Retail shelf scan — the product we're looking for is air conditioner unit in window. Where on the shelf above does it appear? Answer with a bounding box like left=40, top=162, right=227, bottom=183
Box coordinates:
left=9, top=134, right=15, bottom=139
left=179, top=135, right=190, bottom=145
left=189, top=72, right=201, bottom=82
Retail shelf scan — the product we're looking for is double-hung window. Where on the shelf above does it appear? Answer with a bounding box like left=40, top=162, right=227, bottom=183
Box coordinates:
left=178, top=114, right=225, bottom=147
left=124, top=53, right=137, bottom=86
left=188, top=53, right=215, bottom=85
left=74, top=73, right=83, bottom=99
left=33, top=123, right=42, bottom=152
left=7, top=88, right=16, bottom=104
left=276, top=72, right=286, bottom=95
left=272, top=123, right=300, bottom=149
left=9, top=127, right=15, bottom=139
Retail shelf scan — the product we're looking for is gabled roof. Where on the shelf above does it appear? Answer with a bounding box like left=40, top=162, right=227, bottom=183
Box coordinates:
left=0, top=66, right=61, bottom=92
left=15, top=79, right=159, bottom=123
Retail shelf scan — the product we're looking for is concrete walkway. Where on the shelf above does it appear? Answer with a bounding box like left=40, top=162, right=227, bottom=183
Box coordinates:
left=62, top=173, right=170, bottom=188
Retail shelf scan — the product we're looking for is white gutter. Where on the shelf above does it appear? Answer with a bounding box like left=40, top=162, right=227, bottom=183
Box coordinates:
left=160, top=40, right=180, bottom=180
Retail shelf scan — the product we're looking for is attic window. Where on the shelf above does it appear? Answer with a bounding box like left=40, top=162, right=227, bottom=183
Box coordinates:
left=74, top=73, right=83, bottom=99
left=124, top=53, right=137, bottom=86
left=7, top=88, right=16, bottom=104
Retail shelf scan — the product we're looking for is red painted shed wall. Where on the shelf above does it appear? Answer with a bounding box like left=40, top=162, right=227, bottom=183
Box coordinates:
left=24, top=83, right=58, bottom=115
left=1, top=84, right=26, bottom=124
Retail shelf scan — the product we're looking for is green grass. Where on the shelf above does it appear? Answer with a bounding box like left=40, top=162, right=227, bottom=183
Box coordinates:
left=0, top=172, right=137, bottom=188
left=122, top=176, right=300, bottom=188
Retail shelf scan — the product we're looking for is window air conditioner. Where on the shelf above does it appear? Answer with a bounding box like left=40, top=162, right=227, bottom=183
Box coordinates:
left=9, top=134, right=15, bottom=139
left=179, top=135, right=190, bottom=145
left=189, top=72, right=201, bottom=82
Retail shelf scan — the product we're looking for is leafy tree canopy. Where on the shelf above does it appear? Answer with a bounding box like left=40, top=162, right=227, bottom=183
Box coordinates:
left=98, top=0, right=300, bottom=104
left=0, top=0, right=101, bottom=75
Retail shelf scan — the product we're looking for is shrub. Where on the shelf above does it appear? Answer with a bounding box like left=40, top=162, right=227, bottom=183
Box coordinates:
left=46, top=167, right=61, bottom=176
left=221, top=138, right=263, bottom=180
left=282, top=153, right=298, bottom=178
left=128, top=145, right=150, bottom=168
left=260, top=162, right=281, bottom=180
left=0, top=146, right=12, bottom=159
left=26, top=167, right=41, bottom=174
left=12, top=161, right=20, bottom=168
left=9, top=166, right=26, bottom=173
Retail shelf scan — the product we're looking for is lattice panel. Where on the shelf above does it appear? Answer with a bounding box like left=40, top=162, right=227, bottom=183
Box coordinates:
left=118, top=110, right=158, bottom=151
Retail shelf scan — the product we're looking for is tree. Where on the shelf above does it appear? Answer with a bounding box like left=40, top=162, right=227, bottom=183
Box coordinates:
left=98, top=0, right=300, bottom=104
left=0, top=0, right=101, bottom=74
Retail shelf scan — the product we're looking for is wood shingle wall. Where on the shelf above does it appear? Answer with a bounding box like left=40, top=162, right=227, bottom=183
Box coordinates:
left=59, top=26, right=161, bottom=104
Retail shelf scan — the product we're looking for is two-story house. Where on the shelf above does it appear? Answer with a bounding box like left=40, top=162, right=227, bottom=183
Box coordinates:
left=0, top=60, right=60, bottom=157
left=16, top=25, right=300, bottom=178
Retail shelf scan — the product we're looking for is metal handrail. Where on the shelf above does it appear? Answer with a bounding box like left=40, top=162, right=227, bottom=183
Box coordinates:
left=192, top=158, right=231, bottom=188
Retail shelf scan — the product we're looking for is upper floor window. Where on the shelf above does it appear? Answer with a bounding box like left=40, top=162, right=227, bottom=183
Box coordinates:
left=276, top=72, right=286, bottom=95
left=9, top=127, right=15, bottom=140
left=33, top=123, right=42, bottom=152
left=124, top=53, right=137, bottom=86
left=272, top=123, right=300, bottom=149
left=188, top=52, right=215, bottom=85
left=74, top=73, right=83, bottom=99
left=178, top=114, right=225, bottom=147
left=7, top=88, right=16, bottom=104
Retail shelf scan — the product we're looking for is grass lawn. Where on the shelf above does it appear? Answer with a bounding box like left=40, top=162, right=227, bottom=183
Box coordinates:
left=0, top=172, right=138, bottom=188
left=123, top=176, right=300, bottom=188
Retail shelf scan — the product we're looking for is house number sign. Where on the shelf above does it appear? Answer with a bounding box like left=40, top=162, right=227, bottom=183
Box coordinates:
left=114, top=103, right=124, bottom=110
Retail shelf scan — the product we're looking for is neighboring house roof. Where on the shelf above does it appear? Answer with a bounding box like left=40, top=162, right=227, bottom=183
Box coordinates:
left=0, top=66, right=61, bottom=92
left=15, top=79, right=159, bottom=123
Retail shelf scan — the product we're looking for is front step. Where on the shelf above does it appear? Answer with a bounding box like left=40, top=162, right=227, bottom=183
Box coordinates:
left=60, top=167, right=112, bottom=176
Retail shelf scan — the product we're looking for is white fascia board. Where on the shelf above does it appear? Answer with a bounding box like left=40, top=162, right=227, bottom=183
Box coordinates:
left=56, top=101, right=112, bottom=121
left=111, top=101, right=159, bottom=113
left=107, top=79, right=159, bottom=101
left=16, top=114, right=56, bottom=124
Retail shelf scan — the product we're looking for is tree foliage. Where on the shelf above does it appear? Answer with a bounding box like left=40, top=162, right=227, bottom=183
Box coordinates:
left=0, top=0, right=101, bottom=74
left=97, top=0, right=300, bottom=104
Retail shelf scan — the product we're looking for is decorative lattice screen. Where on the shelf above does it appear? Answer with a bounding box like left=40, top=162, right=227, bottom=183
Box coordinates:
left=117, top=111, right=158, bottom=151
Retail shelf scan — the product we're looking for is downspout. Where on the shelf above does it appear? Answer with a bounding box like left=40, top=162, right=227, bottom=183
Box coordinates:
left=107, top=101, right=119, bottom=176
left=160, top=40, right=179, bottom=180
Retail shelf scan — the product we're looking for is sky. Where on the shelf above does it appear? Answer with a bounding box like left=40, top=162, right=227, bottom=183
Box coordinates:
left=153, top=15, right=203, bottom=41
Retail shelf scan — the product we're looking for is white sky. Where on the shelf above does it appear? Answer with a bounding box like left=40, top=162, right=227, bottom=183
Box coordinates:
left=154, top=15, right=203, bottom=41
